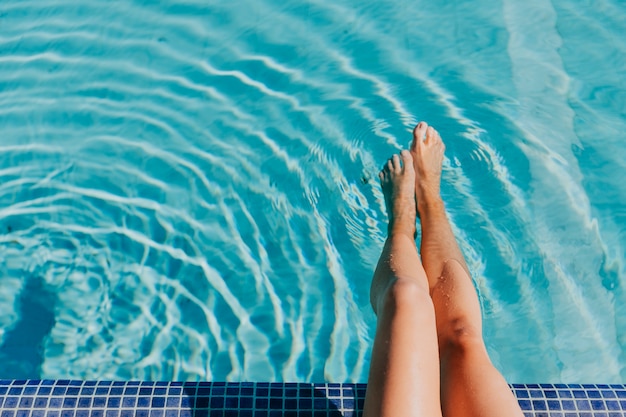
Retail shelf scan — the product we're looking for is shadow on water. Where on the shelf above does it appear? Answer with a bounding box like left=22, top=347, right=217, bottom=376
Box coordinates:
left=0, top=277, right=56, bottom=379
left=182, top=382, right=356, bottom=416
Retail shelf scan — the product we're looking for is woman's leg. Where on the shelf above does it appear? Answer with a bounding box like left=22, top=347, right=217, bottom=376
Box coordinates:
left=410, top=122, right=523, bottom=417
left=363, top=150, right=442, bottom=417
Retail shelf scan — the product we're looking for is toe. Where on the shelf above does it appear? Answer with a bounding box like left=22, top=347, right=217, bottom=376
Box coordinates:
left=425, top=126, right=436, bottom=144
left=400, top=150, right=413, bottom=171
left=385, top=157, right=394, bottom=173
left=432, top=129, right=445, bottom=152
left=392, top=153, right=401, bottom=172
left=411, top=122, right=428, bottom=150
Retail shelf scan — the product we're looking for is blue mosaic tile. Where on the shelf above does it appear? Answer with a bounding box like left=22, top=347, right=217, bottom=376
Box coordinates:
left=530, top=389, right=544, bottom=398
left=606, top=400, right=621, bottom=410
left=299, top=398, right=312, bottom=409
left=62, top=398, right=76, bottom=408
left=152, top=397, right=166, bottom=408
left=166, top=397, right=180, bottom=408
left=532, top=399, right=548, bottom=410
left=211, top=387, right=224, bottom=396
left=562, top=399, right=576, bottom=410
left=92, top=397, right=107, bottom=408
left=107, top=397, right=121, bottom=408
left=4, top=397, right=18, bottom=408
left=547, top=400, right=561, bottom=410
left=137, top=397, right=151, bottom=408
left=592, top=400, right=608, bottom=410
left=17, top=398, right=31, bottom=408
left=575, top=390, right=589, bottom=398
left=32, top=397, right=47, bottom=408
left=545, top=390, right=558, bottom=398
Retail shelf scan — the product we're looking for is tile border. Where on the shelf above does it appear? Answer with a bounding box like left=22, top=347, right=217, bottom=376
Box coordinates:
left=1, top=381, right=625, bottom=416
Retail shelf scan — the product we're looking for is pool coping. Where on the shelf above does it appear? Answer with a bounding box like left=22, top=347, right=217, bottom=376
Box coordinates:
left=1, top=380, right=625, bottom=416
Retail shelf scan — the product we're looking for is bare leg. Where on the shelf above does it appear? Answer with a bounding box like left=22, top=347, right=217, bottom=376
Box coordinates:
left=363, top=150, right=442, bottom=417
left=411, top=122, right=523, bottom=417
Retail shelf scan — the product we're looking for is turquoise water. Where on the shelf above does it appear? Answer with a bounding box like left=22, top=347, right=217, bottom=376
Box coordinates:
left=1, top=0, right=625, bottom=383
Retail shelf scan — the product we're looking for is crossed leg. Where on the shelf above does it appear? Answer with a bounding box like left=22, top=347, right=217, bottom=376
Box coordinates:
left=363, top=123, right=523, bottom=417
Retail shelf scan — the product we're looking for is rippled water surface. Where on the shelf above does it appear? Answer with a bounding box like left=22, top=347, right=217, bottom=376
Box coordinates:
left=1, top=0, right=626, bottom=383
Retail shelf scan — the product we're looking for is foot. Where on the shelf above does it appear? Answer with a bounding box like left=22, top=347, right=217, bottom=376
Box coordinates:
left=379, top=150, right=417, bottom=238
left=410, top=122, right=445, bottom=214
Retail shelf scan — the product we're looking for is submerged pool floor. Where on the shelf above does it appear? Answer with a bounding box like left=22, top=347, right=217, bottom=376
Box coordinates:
left=1, top=380, right=625, bottom=416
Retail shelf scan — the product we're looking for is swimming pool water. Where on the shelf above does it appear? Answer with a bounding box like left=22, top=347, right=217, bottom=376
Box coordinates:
left=0, top=0, right=625, bottom=383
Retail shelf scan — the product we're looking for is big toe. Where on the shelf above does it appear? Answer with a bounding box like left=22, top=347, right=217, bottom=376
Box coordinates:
left=411, top=122, right=428, bottom=151
left=400, top=150, right=414, bottom=173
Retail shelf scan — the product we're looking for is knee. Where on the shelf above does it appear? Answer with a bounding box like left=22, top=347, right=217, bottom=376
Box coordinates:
left=438, top=318, right=484, bottom=356
left=432, top=259, right=485, bottom=354
left=377, top=278, right=435, bottom=321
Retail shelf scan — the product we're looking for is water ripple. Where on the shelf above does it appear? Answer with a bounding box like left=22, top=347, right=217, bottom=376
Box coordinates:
left=1, top=0, right=626, bottom=383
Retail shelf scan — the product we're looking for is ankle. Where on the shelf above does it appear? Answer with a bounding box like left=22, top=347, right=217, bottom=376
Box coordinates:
left=417, top=195, right=444, bottom=215
left=388, top=223, right=416, bottom=240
